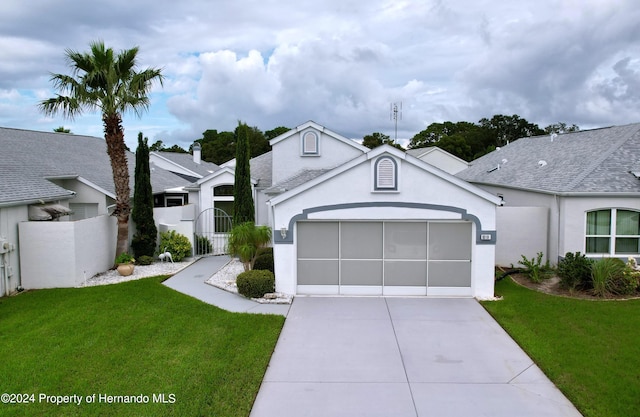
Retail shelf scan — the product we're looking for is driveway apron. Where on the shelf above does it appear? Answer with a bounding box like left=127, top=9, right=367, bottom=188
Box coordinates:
left=250, top=297, right=582, bottom=417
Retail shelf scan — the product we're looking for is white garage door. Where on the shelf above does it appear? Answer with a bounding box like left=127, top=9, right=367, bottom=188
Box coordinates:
left=296, top=221, right=472, bottom=296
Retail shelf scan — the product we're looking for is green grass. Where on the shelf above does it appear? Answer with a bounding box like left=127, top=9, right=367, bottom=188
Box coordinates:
left=0, top=277, right=284, bottom=417
left=481, top=278, right=640, bottom=417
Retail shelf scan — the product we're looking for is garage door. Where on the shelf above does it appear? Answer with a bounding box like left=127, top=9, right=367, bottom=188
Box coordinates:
left=296, top=221, right=472, bottom=296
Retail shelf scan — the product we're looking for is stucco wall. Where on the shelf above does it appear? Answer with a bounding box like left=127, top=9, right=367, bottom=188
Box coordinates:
left=271, top=129, right=364, bottom=184
left=419, top=151, right=468, bottom=174
left=51, top=178, right=110, bottom=216
left=19, top=215, right=116, bottom=289
left=495, top=206, right=548, bottom=267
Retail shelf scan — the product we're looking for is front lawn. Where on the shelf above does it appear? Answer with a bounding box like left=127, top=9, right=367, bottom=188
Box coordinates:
left=0, top=277, right=284, bottom=417
left=481, top=278, right=640, bottom=417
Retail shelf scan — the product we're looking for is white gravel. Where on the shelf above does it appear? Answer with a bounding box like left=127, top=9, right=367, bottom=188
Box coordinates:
left=81, top=260, right=194, bottom=287
left=81, top=257, right=292, bottom=304
left=206, top=258, right=292, bottom=304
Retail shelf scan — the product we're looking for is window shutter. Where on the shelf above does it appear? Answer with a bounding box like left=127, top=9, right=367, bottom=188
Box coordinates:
left=303, top=132, right=317, bottom=154
left=376, top=158, right=396, bottom=189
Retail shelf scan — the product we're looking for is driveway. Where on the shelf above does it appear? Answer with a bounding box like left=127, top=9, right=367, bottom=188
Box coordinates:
left=250, top=297, right=582, bottom=417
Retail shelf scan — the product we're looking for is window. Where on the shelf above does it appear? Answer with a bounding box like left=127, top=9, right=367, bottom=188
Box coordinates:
left=213, top=185, right=234, bottom=233
left=586, top=209, right=640, bottom=254
left=374, top=157, right=398, bottom=191
left=302, top=131, right=319, bottom=155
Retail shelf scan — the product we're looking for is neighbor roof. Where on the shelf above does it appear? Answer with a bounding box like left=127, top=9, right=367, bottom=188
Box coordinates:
left=456, top=123, right=640, bottom=194
left=153, top=151, right=220, bottom=179
left=0, top=127, right=188, bottom=206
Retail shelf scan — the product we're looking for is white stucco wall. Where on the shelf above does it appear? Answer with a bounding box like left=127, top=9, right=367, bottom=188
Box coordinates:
left=271, top=129, right=365, bottom=185
left=495, top=206, right=549, bottom=267
left=51, top=178, right=110, bottom=216
left=0, top=205, right=26, bottom=296
left=271, top=154, right=498, bottom=298
left=19, top=215, right=116, bottom=289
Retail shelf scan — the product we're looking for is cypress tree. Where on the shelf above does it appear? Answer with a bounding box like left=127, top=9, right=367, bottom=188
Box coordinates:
left=131, top=132, right=158, bottom=258
left=233, top=122, right=255, bottom=225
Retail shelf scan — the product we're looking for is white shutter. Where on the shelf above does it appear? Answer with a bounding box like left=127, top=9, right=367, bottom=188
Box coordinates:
left=376, top=158, right=396, bottom=189
left=303, top=132, right=318, bottom=154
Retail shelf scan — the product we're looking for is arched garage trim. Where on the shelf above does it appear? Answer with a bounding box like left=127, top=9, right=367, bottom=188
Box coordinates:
left=274, top=202, right=496, bottom=245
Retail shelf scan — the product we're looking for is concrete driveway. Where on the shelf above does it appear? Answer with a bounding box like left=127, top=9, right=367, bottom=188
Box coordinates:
left=250, top=297, right=582, bottom=417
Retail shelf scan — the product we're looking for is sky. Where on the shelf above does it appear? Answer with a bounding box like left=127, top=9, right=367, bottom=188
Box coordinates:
left=1, top=0, right=639, bottom=150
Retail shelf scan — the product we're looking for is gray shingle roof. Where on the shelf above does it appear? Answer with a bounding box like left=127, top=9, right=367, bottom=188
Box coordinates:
left=154, top=151, right=220, bottom=178
left=250, top=151, right=273, bottom=189
left=0, top=127, right=189, bottom=206
left=456, top=123, right=640, bottom=194
left=263, top=168, right=330, bottom=195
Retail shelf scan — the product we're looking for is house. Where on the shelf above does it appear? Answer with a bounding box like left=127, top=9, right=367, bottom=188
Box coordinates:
left=456, top=122, right=640, bottom=266
left=159, top=121, right=502, bottom=298
left=0, top=127, right=191, bottom=295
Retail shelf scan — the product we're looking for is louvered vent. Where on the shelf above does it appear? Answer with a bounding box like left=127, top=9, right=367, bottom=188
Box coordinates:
left=376, top=157, right=396, bottom=189
left=303, top=131, right=318, bottom=154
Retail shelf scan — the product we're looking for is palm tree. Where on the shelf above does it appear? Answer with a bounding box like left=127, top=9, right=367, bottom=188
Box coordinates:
left=39, top=40, right=163, bottom=257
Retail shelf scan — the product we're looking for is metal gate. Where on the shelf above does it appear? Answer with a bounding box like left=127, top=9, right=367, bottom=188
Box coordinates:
left=194, top=208, right=233, bottom=256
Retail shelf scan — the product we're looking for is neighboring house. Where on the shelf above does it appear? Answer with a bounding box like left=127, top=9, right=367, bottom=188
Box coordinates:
left=457, top=122, right=640, bottom=266
left=406, top=146, right=470, bottom=175
left=0, top=127, right=191, bottom=295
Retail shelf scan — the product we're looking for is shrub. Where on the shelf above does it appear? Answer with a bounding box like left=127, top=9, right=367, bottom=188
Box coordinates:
left=236, top=270, right=275, bottom=298
left=136, top=255, right=154, bottom=266
left=517, top=252, right=551, bottom=283
left=591, top=258, right=626, bottom=297
left=194, top=234, right=213, bottom=255
left=227, top=222, right=272, bottom=271
left=158, top=230, right=192, bottom=261
left=114, top=252, right=135, bottom=265
left=253, top=252, right=274, bottom=273
left=557, top=252, right=593, bottom=290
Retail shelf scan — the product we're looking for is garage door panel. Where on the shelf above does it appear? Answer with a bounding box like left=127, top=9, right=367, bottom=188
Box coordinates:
left=297, top=260, right=339, bottom=285
left=384, top=223, right=427, bottom=259
left=384, top=261, right=427, bottom=286
left=298, top=222, right=339, bottom=258
left=341, top=222, right=383, bottom=259
left=428, top=261, right=472, bottom=287
left=429, top=223, right=472, bottom=260
left=341, top=260, right=383, bottom=285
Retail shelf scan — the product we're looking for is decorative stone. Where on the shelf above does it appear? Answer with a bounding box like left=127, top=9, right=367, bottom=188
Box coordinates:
left=116, top=264, right=135, bottom=276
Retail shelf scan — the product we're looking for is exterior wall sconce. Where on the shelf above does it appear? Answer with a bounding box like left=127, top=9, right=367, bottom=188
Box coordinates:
left=280, top=227, right=287, bottom=239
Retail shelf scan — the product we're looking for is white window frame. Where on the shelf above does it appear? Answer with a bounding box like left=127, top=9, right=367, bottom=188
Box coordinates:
left=301, top=130, right=319, bottom=156
left=585, top=208, right=640, bottom=255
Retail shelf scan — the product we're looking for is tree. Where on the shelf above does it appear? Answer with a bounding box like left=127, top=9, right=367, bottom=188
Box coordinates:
left=478, top=114, right=544, bottom=147
left=233, top=122, right=255, bottom=225
left=149, top=140, right=165, bottom=151
left=131, top=132, right=157, bottom=258
left=265, top=126, right=290, bottom=140
left=544, top=122, right=580, bottom=134
left=164, top=144, right=187, bottom=153
left=362, top=132, right=405, bottom=150
left=39, top=40, right=163, bottom=257
left=227, top=222, right=272, bottom=271
left=53, top=126, right=71, bottom=133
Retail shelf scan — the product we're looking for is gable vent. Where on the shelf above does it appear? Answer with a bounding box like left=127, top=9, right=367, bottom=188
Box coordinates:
left=303, top=131, right=318, bottom=154
left=375, top=157, right=397, bottom=190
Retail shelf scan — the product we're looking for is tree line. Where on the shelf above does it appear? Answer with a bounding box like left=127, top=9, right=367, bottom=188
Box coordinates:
left=146, top=114, right=579, bottom=165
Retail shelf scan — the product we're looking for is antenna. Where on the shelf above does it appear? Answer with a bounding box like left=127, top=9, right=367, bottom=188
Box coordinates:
left=390, top=102, right=402, bottom=143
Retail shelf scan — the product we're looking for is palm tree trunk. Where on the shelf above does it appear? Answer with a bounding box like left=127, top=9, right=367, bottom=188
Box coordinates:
left=103, top=113, right=131, bottom=257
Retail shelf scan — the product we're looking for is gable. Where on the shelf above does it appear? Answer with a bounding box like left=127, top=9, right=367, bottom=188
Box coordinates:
left=270, top=121, right=368, bottom=184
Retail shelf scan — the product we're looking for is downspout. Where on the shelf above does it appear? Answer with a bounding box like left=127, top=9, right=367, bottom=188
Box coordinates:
left=555, top=194, right=561, bottom=264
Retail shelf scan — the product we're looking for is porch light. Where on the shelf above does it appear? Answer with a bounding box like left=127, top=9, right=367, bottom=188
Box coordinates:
left=280, top=227, right=287, bottom=239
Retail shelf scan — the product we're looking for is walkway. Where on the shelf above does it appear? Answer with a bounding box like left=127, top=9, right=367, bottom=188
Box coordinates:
left=250, top=297, right=583, bottom=417
left=162, top=255, right=289, bottom=316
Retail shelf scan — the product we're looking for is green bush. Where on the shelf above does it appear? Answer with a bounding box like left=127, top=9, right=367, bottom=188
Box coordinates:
left=256, top=247, right=273, bottom=257
left=253, top=252, right=274, bottom=273
left=158, top=230, right=192, bottom=261
left=557, top=252, right=593, bottom=290
left=236, top=270, right=275, bottom=299
left=517, top=252, right=551, bottom=283
left=114, top=252, right=135, bottom=265
left=136, top=255, right=154, bottom=266
left=591, top=258, right=626, bottom=297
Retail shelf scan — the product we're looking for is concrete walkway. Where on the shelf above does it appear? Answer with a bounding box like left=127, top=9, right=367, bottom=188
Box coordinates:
left=162, top=255, right=289, bottom=316
left=250, top=297, right=583, bottom=417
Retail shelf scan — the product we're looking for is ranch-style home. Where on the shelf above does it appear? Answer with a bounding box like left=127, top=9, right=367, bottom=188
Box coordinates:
left=456, top=122, right=640, bottom=267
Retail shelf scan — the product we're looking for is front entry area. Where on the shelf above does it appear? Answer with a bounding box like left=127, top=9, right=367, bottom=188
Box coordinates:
left=296, top=221, right=472, bottom=296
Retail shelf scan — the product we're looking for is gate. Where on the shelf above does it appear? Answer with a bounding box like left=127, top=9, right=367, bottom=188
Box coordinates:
left=194, top=208, right=233, bottom=256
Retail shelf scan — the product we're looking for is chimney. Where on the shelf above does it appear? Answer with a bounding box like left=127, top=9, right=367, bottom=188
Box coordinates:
left=193, top=142, right=201, bottom=164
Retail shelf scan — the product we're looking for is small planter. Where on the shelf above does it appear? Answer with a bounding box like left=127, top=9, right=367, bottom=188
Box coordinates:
left=116, top=264, right=135, bottom=276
